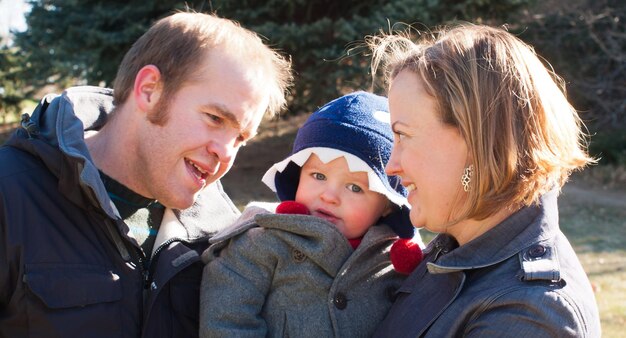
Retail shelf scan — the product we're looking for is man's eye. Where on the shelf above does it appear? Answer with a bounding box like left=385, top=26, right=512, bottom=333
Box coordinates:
left=312, top=172, right=326, bottom=181
left=347, top=184, right=363, bottom=193
left=205, top=113, right=223, bottom=124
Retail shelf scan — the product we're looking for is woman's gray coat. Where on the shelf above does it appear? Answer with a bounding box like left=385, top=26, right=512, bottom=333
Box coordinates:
left=200, top=205, right=406, bottom=337
left=373, top=190, right=601, bottom=337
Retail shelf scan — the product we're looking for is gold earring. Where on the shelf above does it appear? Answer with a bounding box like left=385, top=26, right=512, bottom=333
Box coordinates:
left=461, top=165, right=473, bottom=192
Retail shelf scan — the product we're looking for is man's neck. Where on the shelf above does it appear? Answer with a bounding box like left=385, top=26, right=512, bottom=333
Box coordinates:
left=85, top=106, right=143, bottom=196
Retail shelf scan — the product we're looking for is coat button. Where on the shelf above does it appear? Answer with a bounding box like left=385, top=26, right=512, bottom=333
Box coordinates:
left=292, top=249, right=306, bottom=262
left=528, top=244, right=546, bottom=258
left=333, top=293, right=348, bottom=310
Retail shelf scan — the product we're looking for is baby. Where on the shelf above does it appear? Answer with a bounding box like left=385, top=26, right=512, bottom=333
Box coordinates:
left=200, top=91, right=423, bottom=337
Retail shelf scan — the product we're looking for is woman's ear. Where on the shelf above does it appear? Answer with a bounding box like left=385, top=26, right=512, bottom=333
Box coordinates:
left=133, top=65, right=162, bottom=113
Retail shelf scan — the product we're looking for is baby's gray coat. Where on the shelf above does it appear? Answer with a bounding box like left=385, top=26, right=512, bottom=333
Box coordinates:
left=200, top=205, right=406, bottom=337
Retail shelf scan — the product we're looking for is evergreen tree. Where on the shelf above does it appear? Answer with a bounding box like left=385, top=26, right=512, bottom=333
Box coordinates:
left=15, top=0, right=532, bottom=114
left=214, top=0, right=533, bottom=112
left=15, top=0, right=200, bottom=87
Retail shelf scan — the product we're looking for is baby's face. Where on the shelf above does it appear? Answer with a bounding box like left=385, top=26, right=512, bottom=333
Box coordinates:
left=295, top=154, right=390, bottom=239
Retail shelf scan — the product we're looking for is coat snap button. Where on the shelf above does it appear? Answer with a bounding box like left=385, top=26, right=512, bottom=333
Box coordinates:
left=292, top=249, right=306, bottom=262
left=528, top=244, right=546, bottom=258
left=334, top=292, right=348, bottom=310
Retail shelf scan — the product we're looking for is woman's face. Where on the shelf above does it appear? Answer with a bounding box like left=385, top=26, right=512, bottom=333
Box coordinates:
left=386, top=70, right=469, bottom=234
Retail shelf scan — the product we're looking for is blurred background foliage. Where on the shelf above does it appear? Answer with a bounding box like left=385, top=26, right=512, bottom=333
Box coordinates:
left=0, top=46, right=25, bottom=123
left=1, top=0, right=625, bottom=163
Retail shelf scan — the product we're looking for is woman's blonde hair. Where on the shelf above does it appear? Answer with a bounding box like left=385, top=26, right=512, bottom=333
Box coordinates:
left=369, top=24, right=594, bottom=220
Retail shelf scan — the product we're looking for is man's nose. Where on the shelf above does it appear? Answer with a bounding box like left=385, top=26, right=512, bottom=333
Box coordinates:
left=207, top=131, right=240, bottom=165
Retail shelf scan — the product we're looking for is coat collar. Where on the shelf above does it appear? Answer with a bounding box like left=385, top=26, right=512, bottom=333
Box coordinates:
left=264, top=214, right=400, bottom=276
left=212, top=207, right=398, bottom=277
left=427, top=189, right=559, bottom=274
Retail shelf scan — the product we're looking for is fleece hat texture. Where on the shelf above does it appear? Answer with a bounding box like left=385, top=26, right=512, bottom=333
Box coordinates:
left=262, top=91, right=415, bottom=239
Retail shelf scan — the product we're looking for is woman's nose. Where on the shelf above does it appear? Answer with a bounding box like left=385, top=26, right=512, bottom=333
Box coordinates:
left=385, top=149, right=402, bottom=176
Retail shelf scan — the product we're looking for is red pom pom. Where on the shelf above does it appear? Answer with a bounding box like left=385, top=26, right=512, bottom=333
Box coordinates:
left=390, top=238, right=423, bottom=275
left=276, top=201, right=310, bottom=215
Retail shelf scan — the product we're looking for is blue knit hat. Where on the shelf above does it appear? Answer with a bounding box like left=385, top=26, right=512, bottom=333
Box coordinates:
left=262, top=91, right=414, bottom=239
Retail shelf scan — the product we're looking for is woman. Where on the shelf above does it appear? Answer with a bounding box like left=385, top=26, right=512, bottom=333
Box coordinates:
left=368, top=24, right=601, bottom=337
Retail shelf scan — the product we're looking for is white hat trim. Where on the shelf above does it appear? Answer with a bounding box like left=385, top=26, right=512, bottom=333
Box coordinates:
left=262, top=147, right=409, bottom=208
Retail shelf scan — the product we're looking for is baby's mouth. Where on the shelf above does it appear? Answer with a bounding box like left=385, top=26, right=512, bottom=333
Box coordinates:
left=313, top=209, right=339, bottom=224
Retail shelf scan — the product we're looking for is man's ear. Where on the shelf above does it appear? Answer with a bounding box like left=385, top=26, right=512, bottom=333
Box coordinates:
left=133, top=65, right=162, bottom=112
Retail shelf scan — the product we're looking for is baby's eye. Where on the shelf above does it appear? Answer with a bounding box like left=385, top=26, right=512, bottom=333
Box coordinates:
left=312, top=172, right=326, bottom=181
left=347, top=184, right=363, bottom=193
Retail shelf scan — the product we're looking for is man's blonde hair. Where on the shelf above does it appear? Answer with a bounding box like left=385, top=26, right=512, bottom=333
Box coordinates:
left=113, top=12, right=292, bottom=123
left=369, top=24, right=594, bottom=220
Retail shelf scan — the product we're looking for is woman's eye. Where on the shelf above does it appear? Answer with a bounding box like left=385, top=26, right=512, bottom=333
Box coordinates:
left=347, top=184, right=363, bottom=193
left=312, top=172, right=326, bottom=181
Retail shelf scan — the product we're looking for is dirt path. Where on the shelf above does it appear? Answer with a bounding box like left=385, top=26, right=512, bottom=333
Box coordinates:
left=561, top=183, right=626, bottom=208
left=0, top=122, right=19, bottom=134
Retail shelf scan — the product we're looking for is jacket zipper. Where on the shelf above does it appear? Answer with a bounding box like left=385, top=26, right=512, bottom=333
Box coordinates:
left=103, top=218, right=149, bottom=290
left=144, top=237, right=184, bottom=289
left=137, top=251, right=150, bottom=289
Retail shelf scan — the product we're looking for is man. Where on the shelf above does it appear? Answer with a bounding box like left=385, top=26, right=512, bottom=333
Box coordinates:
left=0, top=12, right=292, bottom=337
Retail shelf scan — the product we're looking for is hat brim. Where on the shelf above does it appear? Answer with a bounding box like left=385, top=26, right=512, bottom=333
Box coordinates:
left=262, top=147, right=410, bottom=208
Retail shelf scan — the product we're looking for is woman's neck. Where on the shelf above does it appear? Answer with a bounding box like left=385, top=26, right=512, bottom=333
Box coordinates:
left=447, top=206, right=518, bottom=246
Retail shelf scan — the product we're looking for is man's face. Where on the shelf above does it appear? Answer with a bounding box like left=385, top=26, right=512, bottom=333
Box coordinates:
left=134, top=50, right=268, bottom=210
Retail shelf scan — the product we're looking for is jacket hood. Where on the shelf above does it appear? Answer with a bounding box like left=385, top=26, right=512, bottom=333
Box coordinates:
left=8, top=86, right=118, bottom=219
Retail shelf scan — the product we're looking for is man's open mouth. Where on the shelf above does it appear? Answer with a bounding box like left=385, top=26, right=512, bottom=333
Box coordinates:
left=186, top=159, right=209, bottom=181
